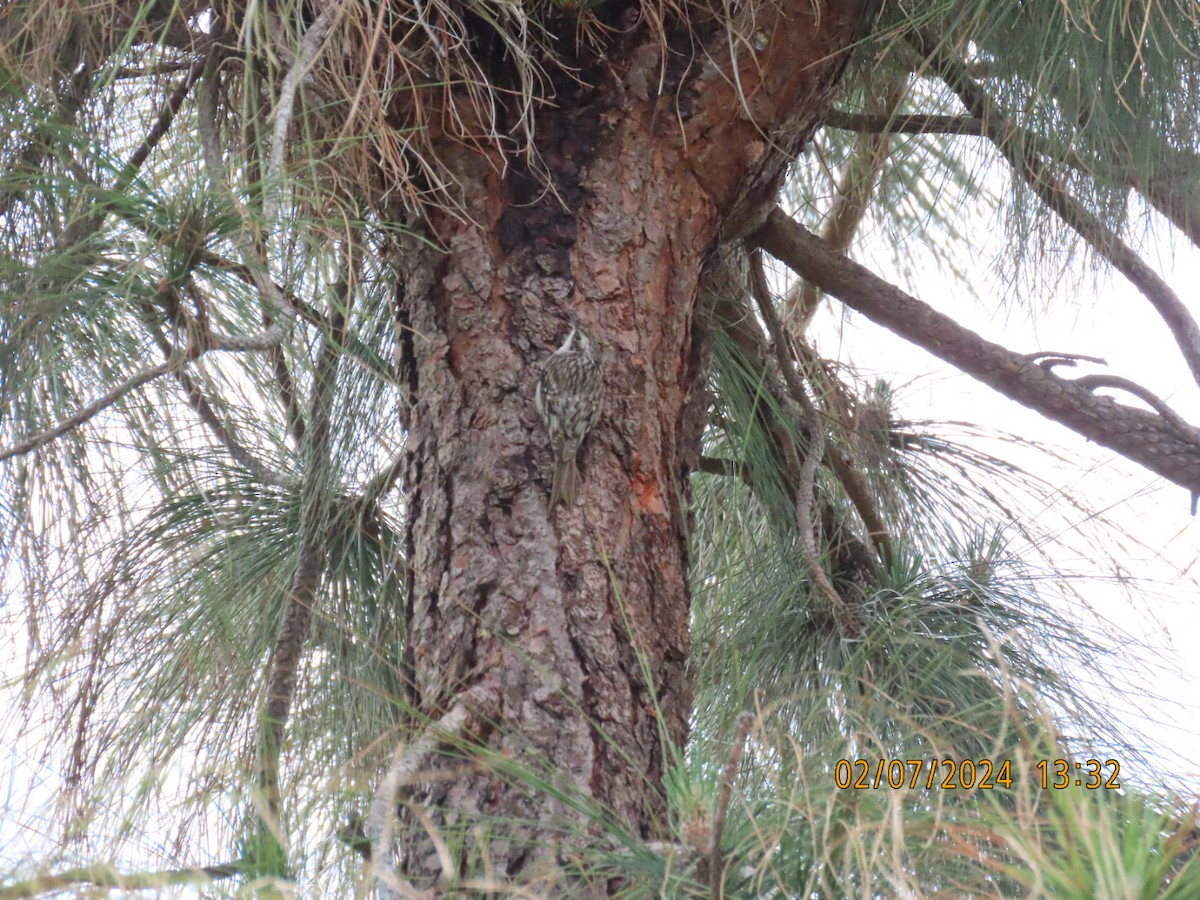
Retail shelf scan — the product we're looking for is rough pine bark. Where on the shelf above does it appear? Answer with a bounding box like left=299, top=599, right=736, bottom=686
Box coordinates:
left=383, top=0, right=878, bottom=884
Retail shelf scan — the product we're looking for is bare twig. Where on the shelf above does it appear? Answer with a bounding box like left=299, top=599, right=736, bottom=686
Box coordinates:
left=749, top=256, right=846, bottom=615
left=112, top=61, right=200, bottom=79
left=708, top=712, right=753, bottom=900
left=265, top=8, right=335, bottom=226
left=1, top=362, right=173, bottom=462
left=367, top=685, right=498, bottom=899
left=0, top=860, right=244, bottom=899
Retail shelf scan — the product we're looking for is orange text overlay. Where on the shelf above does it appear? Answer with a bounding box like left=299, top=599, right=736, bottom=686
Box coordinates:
left=833, top=758, right=1122, bottom=790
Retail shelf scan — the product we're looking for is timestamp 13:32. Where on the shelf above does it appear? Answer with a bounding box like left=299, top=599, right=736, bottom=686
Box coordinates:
left=833, top=758, right=1121, bottom=790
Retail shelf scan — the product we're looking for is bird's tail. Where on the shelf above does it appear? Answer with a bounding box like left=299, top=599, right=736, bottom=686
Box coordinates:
left=550, top=449, right=580, bottom=507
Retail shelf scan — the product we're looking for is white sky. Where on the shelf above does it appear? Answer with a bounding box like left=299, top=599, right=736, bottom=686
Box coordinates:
left=807, top=220, right=1200, bottom=795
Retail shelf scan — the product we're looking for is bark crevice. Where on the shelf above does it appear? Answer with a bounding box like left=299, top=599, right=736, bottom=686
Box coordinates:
left=382, top=0, right=880, bottom=884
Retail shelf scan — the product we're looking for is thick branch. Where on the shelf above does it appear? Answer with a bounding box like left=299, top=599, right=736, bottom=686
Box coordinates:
left=824, top=109, right=989, bottom=137
left=909, top=33, right=1200, bottom=391
left=754, top=209, right=1200, bottom=493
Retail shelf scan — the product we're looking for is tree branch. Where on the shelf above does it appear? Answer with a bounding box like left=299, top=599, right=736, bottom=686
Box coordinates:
left=749, top=256, right=847, bottom=617
left=0, top=318, right=297, bottom=463
left=138, top=284, right=299, bottom=488
left=827, top=101, right=1200, bottom=256
left=0, top=860, right=244, bottom=899
left=116, top=53, right=208, bottom=187
left=754, top=208, right=1200, bottom=493
left=198, top=52, right=309, bottom=445
left=1140, top=176, right=1200, bottom=252
left=55, top=43, right=210, bottom=256
left=707, top=712, right=753, bottom=900
left=264, top=8, right=335, bottom=226
left=697, top=455, right=751, bottom=484
left=0, top=362, right=172, bottom=462
left=255, top=251, right=352, bottom=841
left=1069, top=374, right=1200, bottom=442
left=87, top=172, right=395, bottom=383
left=908, top=32, right=1200, bottom=392
left=709, top=251, right=889, bottom=563
left=217, top=10, right=337, bottom=350
left=790, top=107, right=895, bottom=331
left=366, top=683, right=499, bottom=899
left=824, top=109, right=990, bottom=137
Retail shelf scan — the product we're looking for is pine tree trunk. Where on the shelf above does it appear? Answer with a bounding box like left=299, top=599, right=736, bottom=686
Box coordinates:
left=385, top=0, right=876, bottom=885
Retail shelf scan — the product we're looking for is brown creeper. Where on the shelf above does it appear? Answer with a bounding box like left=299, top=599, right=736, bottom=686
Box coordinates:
left=535, top=325, right=602, bottom=506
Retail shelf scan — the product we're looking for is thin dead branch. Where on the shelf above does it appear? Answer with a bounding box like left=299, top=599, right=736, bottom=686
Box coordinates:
left=0, top=359, right=173, bottom=462
left=366, top=684, right=499, bottom=899
left=749, top=254, right=847, bottom=616
left=707, top=711, right=753, bottom=900
left=0, top=860, right=245, bottom=899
